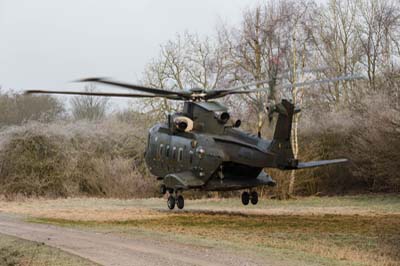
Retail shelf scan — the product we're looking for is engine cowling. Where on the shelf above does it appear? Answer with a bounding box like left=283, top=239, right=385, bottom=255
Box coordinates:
left=173, top=116, right=194, bottom=132
left=217, top=112, right=230, bottom=124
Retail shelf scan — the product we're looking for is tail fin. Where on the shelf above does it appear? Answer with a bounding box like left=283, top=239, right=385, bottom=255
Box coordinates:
left=268, top=99, right=296, bottom=168
left=268, top=99, right=348, bottom=170
left=272, top=99, right=295, bottom=141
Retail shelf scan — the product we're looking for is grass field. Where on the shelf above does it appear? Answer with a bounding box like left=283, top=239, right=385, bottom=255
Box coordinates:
left=1, top=194, right=399, bottom=266
left=0, top=233, right=98, bottom=266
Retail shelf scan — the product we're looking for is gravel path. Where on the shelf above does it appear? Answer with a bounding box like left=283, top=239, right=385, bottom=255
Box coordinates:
left=0, top=213, right=292, bottom=266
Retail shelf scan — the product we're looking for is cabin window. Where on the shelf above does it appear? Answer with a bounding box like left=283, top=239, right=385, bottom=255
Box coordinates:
left=158, top=144, right=164, bottom=158
left=189, top=150, right=194, bottom=164
left=166, top=145, right=170, bottom=158
left=172, top=147, right=177, bottom=160
left=178, top=148, right=183, bottom=162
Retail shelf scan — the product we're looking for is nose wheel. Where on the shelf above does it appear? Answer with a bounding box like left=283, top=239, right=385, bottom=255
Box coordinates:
left=166, top=191, right=185, bottom=210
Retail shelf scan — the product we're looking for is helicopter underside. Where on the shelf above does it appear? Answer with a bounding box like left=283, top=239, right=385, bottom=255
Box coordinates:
left=202, top=171, right=276, bottom=191
left=202, top=161, right=276, bottom=191
left=161, top=162, right=276, bottom=192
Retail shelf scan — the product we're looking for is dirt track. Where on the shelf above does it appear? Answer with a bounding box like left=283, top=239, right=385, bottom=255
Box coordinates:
left=0, top=213, right=292, bottom=266
left=1, top=196, right=398, bottom=266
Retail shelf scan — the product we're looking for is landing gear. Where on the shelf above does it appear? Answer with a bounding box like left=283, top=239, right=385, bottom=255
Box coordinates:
left=241, top=190, right=259, bottom=206
left=250, top=191, right=258, bottom=205
left=177, top=195, right=185, bottom=209
left=160, top=184, right=167, bottom=195
left=167, top=195, right=175, bottom=210
left=166, top=190, right=185, bottom=210
left=241, top=191, right=250, bottom=205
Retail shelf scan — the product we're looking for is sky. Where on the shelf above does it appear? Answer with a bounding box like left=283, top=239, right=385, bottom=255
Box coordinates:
left=0, top=0, right=264, bottom=97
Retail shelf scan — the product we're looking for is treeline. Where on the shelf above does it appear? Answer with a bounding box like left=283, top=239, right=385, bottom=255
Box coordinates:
left=0, top=0, right=399, bottom=198
left=0, top=90, right=157, bottom=198
left=140, top=0, right=400, bottom=196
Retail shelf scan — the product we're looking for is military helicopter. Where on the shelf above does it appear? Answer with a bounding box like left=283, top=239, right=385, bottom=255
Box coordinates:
left=26, top=74, right=362, bottom=209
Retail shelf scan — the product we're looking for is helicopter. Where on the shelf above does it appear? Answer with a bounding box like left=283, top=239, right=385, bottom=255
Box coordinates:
left=26, top=74, right=362, bottom=209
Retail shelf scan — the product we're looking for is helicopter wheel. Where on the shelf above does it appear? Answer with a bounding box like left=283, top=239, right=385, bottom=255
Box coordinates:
left=250, top=191, right=258, bottom=205
left=176, top=195, right=185, bottom=209
left=167, top=195, right=175, bottom=210
left=241, top=191, right=250, bottom=205
left=159, top=184, right=167, bottom=195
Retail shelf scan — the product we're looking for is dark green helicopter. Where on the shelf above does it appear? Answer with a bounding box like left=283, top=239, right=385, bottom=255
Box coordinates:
left=26, top=74, right=362, bottom=209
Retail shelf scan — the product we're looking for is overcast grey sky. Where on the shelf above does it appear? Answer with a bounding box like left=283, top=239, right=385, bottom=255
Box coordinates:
left=0, top=0, right=264, bottom=93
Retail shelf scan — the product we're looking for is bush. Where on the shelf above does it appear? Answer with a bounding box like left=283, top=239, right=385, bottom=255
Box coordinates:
left=292, top=94, right=400, bottom=195
left=0, top=118, right=157, bottom=198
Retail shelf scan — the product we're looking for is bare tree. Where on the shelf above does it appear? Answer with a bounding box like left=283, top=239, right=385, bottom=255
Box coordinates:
left=285, top=9, right=313, bottom=196
left=219, top=1, right=314, bottom=196
left=0, top=89, right=64, bottom=127
left=219, top=1, right=313, bottom=137
left=70, top=84, right=109, bottom=121
left=306, top=0, right=363, bottom=105
left=356, top=0, right=400, bottom=90
left=142, top=32, right=228, bottom=118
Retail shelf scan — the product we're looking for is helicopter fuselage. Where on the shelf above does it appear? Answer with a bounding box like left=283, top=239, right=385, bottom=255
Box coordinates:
left=144, top=101, right=280, bottom=192
left=145, top=123, right=278, bottom=191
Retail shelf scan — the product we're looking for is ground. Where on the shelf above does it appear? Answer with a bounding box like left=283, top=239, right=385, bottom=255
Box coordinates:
left=0, top=195, right=398, bottom=266
left=0, top=233, right=97, bottom=266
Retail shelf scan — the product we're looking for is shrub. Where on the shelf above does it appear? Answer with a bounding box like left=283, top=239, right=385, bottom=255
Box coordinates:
left=0, top=118, right=157, bottom=198
left=292, top=94, right=400, bottom=194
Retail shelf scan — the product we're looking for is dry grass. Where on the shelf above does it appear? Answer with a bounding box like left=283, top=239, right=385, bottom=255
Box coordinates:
left=93, top=212, right=398, bottom=266
left=0, top=198, right=164, bottom=221
left=1, top=194, right=398, bottom=220
left=0, top=233, right=98, bottom=266
left=2, top=195, right=399, bottom=266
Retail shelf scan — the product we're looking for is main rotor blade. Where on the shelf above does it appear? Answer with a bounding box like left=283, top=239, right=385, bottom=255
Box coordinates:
left=280, top=74, right=365, bottom=90
left=211, top=67, right=332, bottom=97
left=77, top=77, right=188, bottom=97
left=25, top=90, right=182, bottom=100
left=207, top=74, right=365, bottom=99
left=236, top=73, right=363, bottom=92
left=206, top=89, right=263, bottom=99
left=204, top=78, right=275, bottom=99
left=220, top=78, right=273, bottom=92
